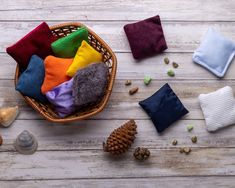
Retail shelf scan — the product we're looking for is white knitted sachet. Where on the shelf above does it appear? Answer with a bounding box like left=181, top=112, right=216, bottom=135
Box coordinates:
left=198, top=86, right=235, bottom=132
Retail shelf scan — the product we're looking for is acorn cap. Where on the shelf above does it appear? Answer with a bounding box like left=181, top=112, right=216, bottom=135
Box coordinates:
left=14, top=130, right=38, bottom=155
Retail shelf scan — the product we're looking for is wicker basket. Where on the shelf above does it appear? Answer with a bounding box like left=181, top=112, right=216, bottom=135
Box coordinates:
left=14, top=22, right=117, bottom=123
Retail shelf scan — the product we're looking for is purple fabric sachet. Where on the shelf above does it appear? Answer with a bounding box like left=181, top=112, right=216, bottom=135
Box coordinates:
left=45, top=78, right=75, bottom=118
left=124, top=15, right=167, bottom=59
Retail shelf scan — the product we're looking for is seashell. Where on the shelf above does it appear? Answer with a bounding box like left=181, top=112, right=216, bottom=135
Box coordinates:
left=14, top=130, right=38, bottom=155
left=0, top=106, right=19, bottom=127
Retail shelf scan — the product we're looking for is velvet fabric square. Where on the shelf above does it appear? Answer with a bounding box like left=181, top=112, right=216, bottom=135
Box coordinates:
left=66, top=40, right=102, bottom=77
left=73, top=63, right=109, bottom=109
left=41, top=55, right=73, bottom=94
left=6, top=22, right=56, bottom=69
left=199, top=86, right=235, bottom=132
left=51, top=27, right=89, bottom=58
left=139, top=83, right=189, bottom=133
left=46, top=78, right=75, bottom=118
left=16, top=55, right=48, bottom=103
left=193, top=28, right=235, bottom=78
left=124, top=15, right=167, bottom=59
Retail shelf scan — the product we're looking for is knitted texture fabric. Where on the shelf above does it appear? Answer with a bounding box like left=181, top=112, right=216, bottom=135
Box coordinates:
left=139, top=83, right=189, bottom=133
left=51, top=27, right=88, bottom=58
left=45, top=78, right=75, bottom=118
left=6, top=22, right=56, bottom=69
left=41, top=56, right=73, bottom=94
left=193, top=28, right=235, bottom=78
left=16, top=55, right=48, bottom=103
left=199, top=86, right=235, bottom=132
left=72, top=63, right=109, bottom=109
left=66, top=40, right=102, bottom=77
left=124, top=15, right=167, bottom=60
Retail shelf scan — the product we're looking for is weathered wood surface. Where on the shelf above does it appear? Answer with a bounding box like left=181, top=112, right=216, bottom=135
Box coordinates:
left=1, top=0, right=235, bottom=187
left=1, top=119, right=235, bottom=152
left=0, top=148, right=235, bottom=180
left=3, top=52, right=235, bottom=80
left=1, top=0, right=235, bottom=21
left=1, top=21, right=235, bottom=53
left=0, top=79, right=235, bottom=120
left=1, top=177, right=235, bottom=188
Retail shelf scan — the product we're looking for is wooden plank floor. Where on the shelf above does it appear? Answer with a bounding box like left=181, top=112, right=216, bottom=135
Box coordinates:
left=1, top=1, right=235, bottom=187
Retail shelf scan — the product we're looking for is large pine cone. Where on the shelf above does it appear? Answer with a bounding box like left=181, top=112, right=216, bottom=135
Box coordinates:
left=103, top=119, right=137, bottom=155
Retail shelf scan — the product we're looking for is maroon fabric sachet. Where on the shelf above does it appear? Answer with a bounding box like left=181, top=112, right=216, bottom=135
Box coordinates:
left=6, top=22, right=56, bottom=69
left=124, top=15, right=167, bottom=60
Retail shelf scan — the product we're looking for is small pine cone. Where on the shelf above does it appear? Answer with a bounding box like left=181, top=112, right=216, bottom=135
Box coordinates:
left=103, top=119, right=137, bottom=155
left=133, top=147, right=150, bottom=161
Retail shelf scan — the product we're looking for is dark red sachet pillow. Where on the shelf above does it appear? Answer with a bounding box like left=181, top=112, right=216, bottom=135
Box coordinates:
left=124, top=15, right=167, bottom=60
left=6, top=22, right=56, bottom=69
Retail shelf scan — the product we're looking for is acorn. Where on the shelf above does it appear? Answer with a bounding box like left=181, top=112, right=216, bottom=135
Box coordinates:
left=129, top=87, right=139, bottom=95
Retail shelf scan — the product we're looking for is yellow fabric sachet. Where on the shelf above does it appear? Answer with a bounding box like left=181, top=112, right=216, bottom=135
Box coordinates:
left=66, top=40, right=102, bottom=77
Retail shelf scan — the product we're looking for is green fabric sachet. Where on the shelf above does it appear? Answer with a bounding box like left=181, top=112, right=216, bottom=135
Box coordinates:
left=51, top=27, right=89, bottom=58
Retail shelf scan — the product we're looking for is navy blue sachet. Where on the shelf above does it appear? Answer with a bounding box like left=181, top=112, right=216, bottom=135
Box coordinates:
left=139, top=83, right=189, bottom=133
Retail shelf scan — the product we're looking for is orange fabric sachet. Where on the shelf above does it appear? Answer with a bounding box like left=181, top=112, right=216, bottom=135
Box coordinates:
left=41, top=56, right=73, bottom=94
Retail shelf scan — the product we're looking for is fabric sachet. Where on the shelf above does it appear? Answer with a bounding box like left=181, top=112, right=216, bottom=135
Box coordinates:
left=124, top=15, right=167, bottom=59
left=193, top=28, right=235, bottom=78
left=46, top=78, right=75, bottom=118
left=6, top=22, right=56, bottom=69
left=51, top=27, right=89, bottom=58
left=198, top=86, right=235, bottom=132
left=139, top=83, right=189, bottom=133
left=72, top=63, right=109, bottom=109
left=41, top=55, right=73, bottom=94
left=16, top=55, right=48, bottom=103
left=66, top=40, right=102, bottom=77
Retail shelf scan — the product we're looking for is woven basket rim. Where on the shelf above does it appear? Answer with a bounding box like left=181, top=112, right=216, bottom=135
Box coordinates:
left=14, top=22, right=117, bottom=123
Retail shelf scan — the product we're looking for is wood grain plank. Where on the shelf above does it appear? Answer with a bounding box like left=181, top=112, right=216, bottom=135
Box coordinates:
left=1, top=0, right=235, bottom=21
left=0, top=0, right=234, bottom=184
left=1, top=119, right=235, bottom=151
left=1, top=21, right=235, bottom=53
left=0, top=148, right=235, bottom=180
left=1, top=177, right=235, bottom=188
left=3, top=52, right=235, bottom=80
left=0, top=79, right=234, bottom=120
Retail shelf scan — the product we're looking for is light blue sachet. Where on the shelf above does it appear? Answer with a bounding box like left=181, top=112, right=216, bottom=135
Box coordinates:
left=193, top=28, right=235, bottom=78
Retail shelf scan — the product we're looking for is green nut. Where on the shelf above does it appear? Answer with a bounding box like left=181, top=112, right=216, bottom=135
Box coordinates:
left=172, top=62, right=179, bottom=68
left=167, top=69, right=175, bottom=77
left=144, top=75, right=152, bottom=85
left=183, top=147, right=191, bottom=155
left=172, top=139, right=178, bottom=146
left=191, top=136, right=197, bottom=143
left=164, top=57, right=170, bottom=64
left=125, top=80, right=132, bottom=86
left=187, top=124, right=194, bottom=132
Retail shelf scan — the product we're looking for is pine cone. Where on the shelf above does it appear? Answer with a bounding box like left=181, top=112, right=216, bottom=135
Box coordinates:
left=103, top=119, right=137, bottom=155
left=133, top=147, right=150, bottom=161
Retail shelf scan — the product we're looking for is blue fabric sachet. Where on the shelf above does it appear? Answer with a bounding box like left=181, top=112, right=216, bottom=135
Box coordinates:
left=16, top=55, right=48, bottom=103
left=193, top=28, right=235, bottom=78
left=139, top=83, right=189, bottom=133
